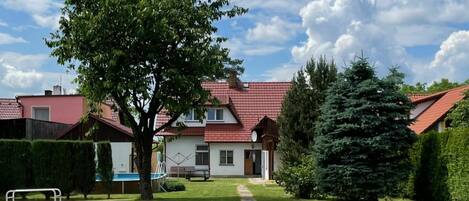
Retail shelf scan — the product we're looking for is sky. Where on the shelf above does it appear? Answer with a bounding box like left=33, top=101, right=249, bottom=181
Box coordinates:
left=1, top=0, right=469, bottom=97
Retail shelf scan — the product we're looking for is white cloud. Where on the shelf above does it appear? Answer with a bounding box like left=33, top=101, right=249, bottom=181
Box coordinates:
left=0, top=62, right=43, bottom=88
left=232, top=0, right=310, bottom=14
left=0, top=0, right=62, bottom=29
left=415, top=31, right=469, bottom=83
left=0, top=52, right=49, bottom=69
left=263, top=63, right=300, bottom=81
left=223, top=38, right=284, bottom=57
left=246, top=16, right=301, bottom=44
left=267, top=0, right=469, bottom=82
left=0, top=33, right=27, bottom=45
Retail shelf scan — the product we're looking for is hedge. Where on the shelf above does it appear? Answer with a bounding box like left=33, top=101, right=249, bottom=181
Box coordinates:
left=0, top=140, right=32, bottom=194
left=97, top=142, right=113, bottom=199
left=74, top=141, right=96, bottom=199
left=0, top=140, right=96, bottom=199
left=404, top=128, right=469, bottom=201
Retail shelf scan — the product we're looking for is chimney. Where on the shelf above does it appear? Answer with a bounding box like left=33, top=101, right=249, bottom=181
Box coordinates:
left=53, top=85, right=62, bottom=95
left=227, top=71, right=243, bottom=90
left=44, top=90, right=52, bottom=96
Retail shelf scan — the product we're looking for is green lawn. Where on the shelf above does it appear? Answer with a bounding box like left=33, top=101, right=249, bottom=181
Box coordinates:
left=19, top=178, right=412, bottom=201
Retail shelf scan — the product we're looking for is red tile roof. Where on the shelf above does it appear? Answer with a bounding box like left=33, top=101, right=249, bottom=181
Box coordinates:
left=0, top=98, right=21, bottom=119
left=410, top=85, right=469, bottom=134
left=156, top=82, right=291, bottom=142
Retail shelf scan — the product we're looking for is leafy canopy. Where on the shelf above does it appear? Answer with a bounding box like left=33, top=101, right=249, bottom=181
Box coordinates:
left=315, top=57, right=417, bottom=201
left=401, top=78, right=464, bottom=94
left=446, top=91, right=469, bottom=128
left=46, top=0, right=246, bottom=133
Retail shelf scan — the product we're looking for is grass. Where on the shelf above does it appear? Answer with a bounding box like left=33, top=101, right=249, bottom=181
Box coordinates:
left=18, top=178, right=413, bottom=201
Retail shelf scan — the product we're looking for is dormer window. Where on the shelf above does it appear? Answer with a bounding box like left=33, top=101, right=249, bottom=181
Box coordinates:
left=207, top=108, right=223, bottom=121
left=184, top=109, right=197, bottom=121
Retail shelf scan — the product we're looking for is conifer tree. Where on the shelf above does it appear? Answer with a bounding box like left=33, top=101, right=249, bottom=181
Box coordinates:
left=275, top=56, right=336, bottom=198
left=315, top=57, right=416, bottom=201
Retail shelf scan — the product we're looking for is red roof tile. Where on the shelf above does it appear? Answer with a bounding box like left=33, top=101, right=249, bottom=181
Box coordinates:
left=410, top=85, right=469, bottom=134
left=156, top=82, right=291, bottom=142
left=0, top=98, right=21, bottom=119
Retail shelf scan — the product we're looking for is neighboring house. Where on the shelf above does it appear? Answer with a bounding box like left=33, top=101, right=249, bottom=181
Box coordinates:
left=156, top=81, right=290, bottom=179
left=0, top=85, right=134, bottom=172
left=409, top=85, right=469, bottom=134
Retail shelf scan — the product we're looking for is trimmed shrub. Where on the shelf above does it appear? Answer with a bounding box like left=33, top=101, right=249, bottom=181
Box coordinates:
left=163, top=181, right=186, bottom=192
left=53, top=141, right=75, bottom=199
left=32, top=140, right=57, bottom=199
left=445, top=128, right=469, bottom=200
left=97, top=142, right=113, bottom=199
left=274, top=155, right=321, bottom=199
left=0, top=140, right=32, bottom=194
left=73, top=141, right=95, bottom=199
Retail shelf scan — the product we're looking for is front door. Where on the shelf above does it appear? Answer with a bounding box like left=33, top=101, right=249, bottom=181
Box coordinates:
left=244, top=150, right=261, bottom=175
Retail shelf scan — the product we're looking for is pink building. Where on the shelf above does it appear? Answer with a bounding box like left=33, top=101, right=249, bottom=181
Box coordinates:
left=16, top=91, right=117, bottom=124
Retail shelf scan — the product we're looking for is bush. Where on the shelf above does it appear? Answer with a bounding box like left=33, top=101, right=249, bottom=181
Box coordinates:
left=163, top=181, right=186, bottom=192
left=97, top=142, right=113, bottom=199
left=0, top=140, right=32, bottom=194
left=404, top=129, right=469, bottom=201
left=274, top=155, right=321, bottom=199
left=32, top=140, right=58, bottom=199
left=73, top=141, right=96, bottom=199
left=54, top=141, right=75, bottom=199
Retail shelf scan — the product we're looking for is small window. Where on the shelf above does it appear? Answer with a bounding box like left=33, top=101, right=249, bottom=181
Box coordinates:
left=220, top=150, right=233, bottom=165
left=33, top=107, right=49, bottom=121
left=195, top=145, right=209, bottom=165
left=184, top=109, right=196, bottom=121
left=207, top=108, right=224, bottom=121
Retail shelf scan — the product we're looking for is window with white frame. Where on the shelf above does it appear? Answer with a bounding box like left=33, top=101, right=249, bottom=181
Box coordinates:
left=184, top=109, right=197, bottom=121
left=195, top=145, right=209, bottom=165
left=220, top=150, right=233, bottom=165
left=207, top=108, right=223, bottom=121
left=32, top=107, right=50, bottom=121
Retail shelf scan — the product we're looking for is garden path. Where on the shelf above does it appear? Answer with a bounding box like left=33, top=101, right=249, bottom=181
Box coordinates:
left=237, top=184, right=256, bottom=201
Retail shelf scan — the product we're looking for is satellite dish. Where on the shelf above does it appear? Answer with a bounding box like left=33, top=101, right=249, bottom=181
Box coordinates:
left=251, top=131, right=257, bottom=142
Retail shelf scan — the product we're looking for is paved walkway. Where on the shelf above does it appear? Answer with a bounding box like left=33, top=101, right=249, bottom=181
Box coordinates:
left=248, top=178, right=276, bottom=185
left=237, top=184, right=256, bottom=201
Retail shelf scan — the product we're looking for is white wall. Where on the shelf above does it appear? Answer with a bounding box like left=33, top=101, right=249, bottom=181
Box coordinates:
left=170, top=107, right=238, bottom=127
left=209, top=143, right=261, bottom=176
left=165, top=136, right=208, bottom=172
left=273, top=150, right=281, bottom=172
left=411, top=100, right=435, bottom=119
left=110, top=142, right=132, bottom=172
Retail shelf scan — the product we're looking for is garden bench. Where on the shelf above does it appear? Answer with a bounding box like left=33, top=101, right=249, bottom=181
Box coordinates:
left=5, top=188, right=62, bottom=201
left=184, top=167, right=210, bottom=181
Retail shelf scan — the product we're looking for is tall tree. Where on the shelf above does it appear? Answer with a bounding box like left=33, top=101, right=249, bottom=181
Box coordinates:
left=446, top=91, right=469, bottom=128
left=46, top=0, right=245, bottom=199
left=427, top=78, right=461, bottom=93
left=275, top=57, right=337, bottom=198
left=315, top=57, right=416, bottom=201
left=277, top=56, right=337, bottom=166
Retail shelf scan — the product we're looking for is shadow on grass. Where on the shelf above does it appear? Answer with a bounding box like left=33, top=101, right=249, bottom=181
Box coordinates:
left=187, top=179, right=214, bottom=183
left=156, top=196, right=239, bottom=201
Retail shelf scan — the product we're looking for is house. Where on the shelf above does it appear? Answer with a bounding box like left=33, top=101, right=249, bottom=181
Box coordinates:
left=409, top=85, right=469, bottom=134
left=156, top=81, right=290, bottom=179
left=0, top=85, right=134, bottom=172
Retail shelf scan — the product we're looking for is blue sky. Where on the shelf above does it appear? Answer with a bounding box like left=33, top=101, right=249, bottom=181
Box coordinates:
left=1, top=0, right=469, bottom=97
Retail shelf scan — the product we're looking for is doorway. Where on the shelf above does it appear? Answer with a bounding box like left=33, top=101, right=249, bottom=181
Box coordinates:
left=244, top=150, right=261, bottom=175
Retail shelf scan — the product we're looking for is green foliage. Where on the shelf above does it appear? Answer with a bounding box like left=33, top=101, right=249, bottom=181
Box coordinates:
left=407, top=129, right=469, bottom=201
left=97, top=142, right=114, bottom=199
left=54, top=141, right=76, bottom=198
left=163, top=181, right=186, bottom=192
left=274, top=155, right=321, bottom=199
left=47, top=1, right=246, bottom=198
left=277, top=56, right=337, bottom=165
left=401, top=78, right=463, bottom=94
left=74, top=141, right=96, bottom=199
left=315, top=57, right=417, bottom=201
left=0, top=140, right=32, bottom=194
left=446, top=91, right=469, bottom=128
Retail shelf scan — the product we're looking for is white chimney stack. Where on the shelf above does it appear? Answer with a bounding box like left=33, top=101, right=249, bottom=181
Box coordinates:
left=53, top=85, right=62, bottom=95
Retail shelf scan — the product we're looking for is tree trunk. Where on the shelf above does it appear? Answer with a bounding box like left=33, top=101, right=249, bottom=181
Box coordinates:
left=136, top=132, right=154, bottom=200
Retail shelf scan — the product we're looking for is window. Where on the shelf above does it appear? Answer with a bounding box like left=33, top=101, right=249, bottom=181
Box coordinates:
left=207, top=108, right=223, bottom=121
left=184, top=109, right=197, bottom=121
left=32, top=107, right=49, bottom=121
left=220, top=150, right=233, bottom=165
left=195, top=145, right=209, bottom=166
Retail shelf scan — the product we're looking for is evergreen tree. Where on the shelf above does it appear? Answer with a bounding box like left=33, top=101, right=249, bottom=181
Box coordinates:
left=97, top=142, right=114, bottom=199
left=315, top=57, right=416, bottom=201
left=275, top=56, right=336, bottom=198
